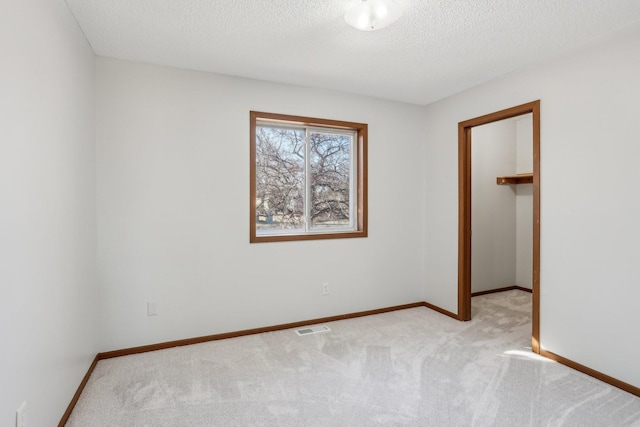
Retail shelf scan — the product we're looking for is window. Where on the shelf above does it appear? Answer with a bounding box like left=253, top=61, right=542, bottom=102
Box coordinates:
left=250, top=111, right=367, bottom=243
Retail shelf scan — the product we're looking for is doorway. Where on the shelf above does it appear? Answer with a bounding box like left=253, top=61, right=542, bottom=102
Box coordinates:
left=458, top=101, right=540, bottom=353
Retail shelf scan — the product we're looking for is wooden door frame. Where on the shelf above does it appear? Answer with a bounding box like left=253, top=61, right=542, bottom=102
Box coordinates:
left=458, top=100, right=541, bottom=353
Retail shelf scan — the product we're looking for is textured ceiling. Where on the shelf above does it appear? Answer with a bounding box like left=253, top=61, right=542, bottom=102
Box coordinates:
left=65, top=0, right=640, bottom=105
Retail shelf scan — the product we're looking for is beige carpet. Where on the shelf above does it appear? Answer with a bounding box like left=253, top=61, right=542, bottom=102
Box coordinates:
left=66, top=291, right=640, bottom=426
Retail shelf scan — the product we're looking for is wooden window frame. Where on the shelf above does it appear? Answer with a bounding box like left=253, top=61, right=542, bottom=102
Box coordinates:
left=250, top=111, right=368, bottom=243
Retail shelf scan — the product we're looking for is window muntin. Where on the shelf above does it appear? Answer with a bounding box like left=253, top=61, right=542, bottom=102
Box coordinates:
left=250, top=112, right=367, bottom=243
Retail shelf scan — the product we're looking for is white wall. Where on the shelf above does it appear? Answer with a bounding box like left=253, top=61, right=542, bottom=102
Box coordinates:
left=424, top=27, right=640, bottom=388
left=471, top=121, right=517, bottom=293
left=515, top=116, right=533, bottom=289
left=96, top=58, right=426, bottom=351
left=0, top=0, right=97, bottom=425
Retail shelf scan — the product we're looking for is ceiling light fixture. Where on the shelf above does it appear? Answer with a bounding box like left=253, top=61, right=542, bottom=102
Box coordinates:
left=345, top=0, right=402, bottom=32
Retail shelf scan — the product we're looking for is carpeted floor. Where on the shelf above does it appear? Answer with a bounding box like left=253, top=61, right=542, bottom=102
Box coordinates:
left=66, top=291, right=640, bottom=426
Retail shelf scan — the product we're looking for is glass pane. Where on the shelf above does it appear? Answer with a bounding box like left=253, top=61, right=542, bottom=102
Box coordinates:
left=255, top=126, right=305, bottom=233
left=309, top=131, right=352, bottom=229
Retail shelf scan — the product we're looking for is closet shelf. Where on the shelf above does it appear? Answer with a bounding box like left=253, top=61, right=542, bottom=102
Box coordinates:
left=496, top=173, right=533, bottom=185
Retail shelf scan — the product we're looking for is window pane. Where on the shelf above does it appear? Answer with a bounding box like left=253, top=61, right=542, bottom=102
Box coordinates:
left=255, top=127, right=305, bottom=233
left=309, top=131, right=352, bottom=229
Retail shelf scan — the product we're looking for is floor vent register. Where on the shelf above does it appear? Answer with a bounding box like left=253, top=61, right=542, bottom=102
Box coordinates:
left=295, top=325, right=331, bottom=336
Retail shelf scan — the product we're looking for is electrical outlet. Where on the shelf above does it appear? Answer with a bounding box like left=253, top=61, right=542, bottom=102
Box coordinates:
left=147, top=302, right=158, bottom=316
left=322, top=282, right=330, bottom=295
left=16, top=401, right=26, bottom=427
